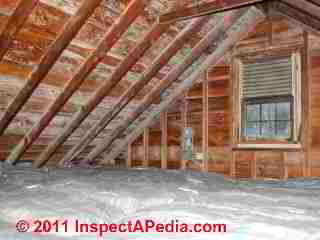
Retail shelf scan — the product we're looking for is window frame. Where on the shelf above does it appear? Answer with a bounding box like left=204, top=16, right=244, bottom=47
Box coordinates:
left=241, top=95, right=294, bottom=141
left=232, top=46, right=303, bottom=147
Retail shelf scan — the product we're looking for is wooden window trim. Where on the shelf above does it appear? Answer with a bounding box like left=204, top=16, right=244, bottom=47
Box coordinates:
left=232, top=48, right=303, bottom=148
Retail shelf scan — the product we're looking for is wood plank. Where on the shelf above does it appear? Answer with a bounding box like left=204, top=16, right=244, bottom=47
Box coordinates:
left=143, top=128, right=149, bottom=168
left=127, top=142, right=132, bottom=168
left=302, top=31, right=311, bottom=177
left=202, top=73, right=209, bottom=172
left=181, top=94, right=188, bottom=169
left=282, top=152, right=289, bottom=180
left=272, top=1, right=320, bottom=36
left=32, top=0, right=150, bottom=168
left=86, top=9, right=252, bottom=163
left=58, top=16, right=209, bottom=166
left=251, top=152, right=257, bottom=178
left=0, top=0, right=39, bottom=61
left=161, top=111, right=168, bottom=169
left=6, top=0, right=146, bottom=165
left=0, top=0, right=102, bottom=136
left=104, top=7, right=265, bottom=163
left=158, top=0, right=264, bottom=23
left=230, top=152, right=236, bottom=177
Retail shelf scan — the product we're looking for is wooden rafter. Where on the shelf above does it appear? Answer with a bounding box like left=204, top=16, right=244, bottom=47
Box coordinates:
left=158, top=0, right=265, bottom=23
left=6, top=0, right=147, bottom=165
left=307, top=0, right=320, bottom=7
left=59, top=16, right=210, bottom=166
left=104, top=7, right=265, bottom=162
left=0, top=0, right=39, bottom=62
left=0, top=0, right=102, bottom=136
left=272, top=0, right=320, bottom=36
left=86, top=9, right=251, bottom=163
left=33, top=1, right=180, bottom=168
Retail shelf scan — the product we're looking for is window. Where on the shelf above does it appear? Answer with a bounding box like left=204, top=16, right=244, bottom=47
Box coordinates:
left=244, top=96, right=292, bottom=140
left=238, top=53, right=301, bottom=142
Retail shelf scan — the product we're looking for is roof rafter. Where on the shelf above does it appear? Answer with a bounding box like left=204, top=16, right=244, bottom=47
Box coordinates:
left=84, top=9, right=251, bottom=163
left=272, top=0, right=320, bottom=36
left=0, top=0, right=39, bottom=62
left=158, top=0, right=265, bottom=23
left=0, top=0, right=103, bottom=136
left=32, top=1, right=184, bottom=168
left=5, top=0, right=149, bottom=164
left=58, top=16, right=211, bottom=166
left=104, top=7, right=265, bottom=163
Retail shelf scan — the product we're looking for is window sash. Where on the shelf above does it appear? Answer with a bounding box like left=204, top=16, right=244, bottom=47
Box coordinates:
left=242, top=96, right=294, bottom=140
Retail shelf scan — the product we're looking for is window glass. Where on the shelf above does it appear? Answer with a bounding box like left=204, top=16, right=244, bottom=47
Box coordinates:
left=247, top=122, right=259, bottom=138
left=247, top=105, right=260, bottom=121
left=244, top=98, right=292, bottom=140
left=262, top=103, right=276, bottom=121
left=261, top=121, right=276, bottom=138
left=277, top=102, right=290, bottom=120
left=276, top=121, right=291, bottom=138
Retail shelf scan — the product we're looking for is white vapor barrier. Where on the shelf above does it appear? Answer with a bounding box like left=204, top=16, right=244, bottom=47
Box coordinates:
left=0, top=163, right=320, bottom=239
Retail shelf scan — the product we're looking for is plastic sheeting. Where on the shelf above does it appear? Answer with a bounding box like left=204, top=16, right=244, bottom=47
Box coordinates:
left=0, top=163, right=320, bottom=240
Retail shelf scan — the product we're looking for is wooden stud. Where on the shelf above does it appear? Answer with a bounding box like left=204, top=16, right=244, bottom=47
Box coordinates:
left=143, top=128, right=149, bottom=168
left=59, top=16, right=210, bottom=166
left=282, top=152, right=289, bottom=180
left=127, top=143, right=132, bottom=168
left=7, top=0, right=147, bottom=165
left=158, top=0, right=264, bottom=23
left=87, top=9, right=253, bottom=163
left=230, top=49, right=238, bottom=178
left=0, top=0, right=39, bottom=62
left=251, top=152, right=257, bottom=179
left=202, top=72, right=209, bottom=172
left=0, top=0, right=102, bottom=137
left=181, top=93, right=188, bottom=170
left=230, top=152, right=236, bottom=178
left=301, top=31, right=311, bottom=177
left=161, top=111, right=168, bottom=169
left=104, top=7, right=265, bottom=163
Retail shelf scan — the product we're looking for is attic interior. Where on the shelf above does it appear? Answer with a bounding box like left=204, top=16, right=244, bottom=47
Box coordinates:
left=0, top=0, right=320, bottom=239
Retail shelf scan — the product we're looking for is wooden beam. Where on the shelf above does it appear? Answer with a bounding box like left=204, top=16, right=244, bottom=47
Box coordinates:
left=32, top=0, right=153, bottom=168
left=143, top=128, right=149, bottom=167
left=302, top=31, right=311, bottom=177
left=161, top=111, right=168, bottom=169
left=202, top=73, right=209, bottom=172
left=0, top=0, right=102, bottom=136
left=281, top=0, right=320, bottom=19
left=127, top=142, right=132, bottom=168
left=181, top=94, right=188, bottom=170
left=230, top=152, right=236, bottom=177
left=307, top=0, right=320, bottom=7
left=0, top=0, right=39, bottom=62
left=282, top=152, right=288, bottom=180
left=6, top=0, right=147, bottom=165
left=86, top=9, right=251, bottom=163
left=59, top=16, right=210, bottom=166
left=251, top=152, right=257, bottom=179
left=158, top=0, right=264, bottom=23
left=272, top=0, right=320, bottom=36
left=104, top=7, right=265, bottom=162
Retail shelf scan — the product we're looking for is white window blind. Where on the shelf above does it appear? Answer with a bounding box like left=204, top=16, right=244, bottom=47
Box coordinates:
left=241, top=57, right=293, bottom=98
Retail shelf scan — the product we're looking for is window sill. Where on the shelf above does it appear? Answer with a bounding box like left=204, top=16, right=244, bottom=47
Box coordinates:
left=233, top=143, right=302, bottom=152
